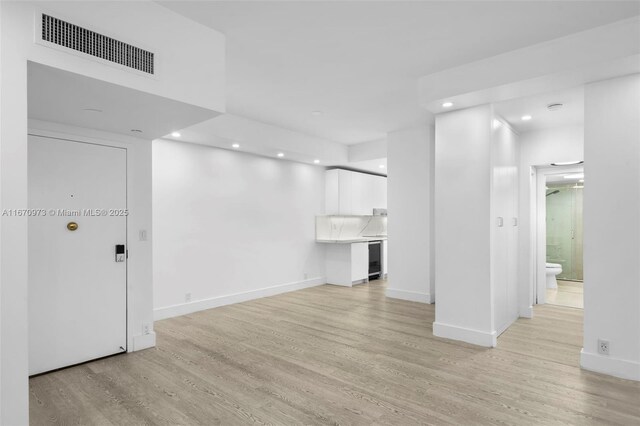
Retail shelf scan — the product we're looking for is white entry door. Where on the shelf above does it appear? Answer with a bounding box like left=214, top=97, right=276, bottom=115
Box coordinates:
left=28, top=135, right=127, bottom=375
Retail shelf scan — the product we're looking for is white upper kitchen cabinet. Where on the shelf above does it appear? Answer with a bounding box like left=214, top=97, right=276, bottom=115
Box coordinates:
left=325, top=169, right=387, bottom=215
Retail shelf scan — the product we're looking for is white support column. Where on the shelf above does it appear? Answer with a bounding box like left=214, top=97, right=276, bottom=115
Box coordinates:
left=432, top=105, right=496, bottom=347
left=386, top=125, right=435, bottom=304
left=581, top=73, right=640, bottom=381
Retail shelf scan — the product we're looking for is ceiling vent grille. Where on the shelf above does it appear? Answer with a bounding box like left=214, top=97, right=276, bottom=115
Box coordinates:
left=41, top=14, right=154, bottom=75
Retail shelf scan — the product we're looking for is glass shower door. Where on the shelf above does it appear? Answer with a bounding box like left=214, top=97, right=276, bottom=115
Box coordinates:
left=546, top=185, right=583, bottom=281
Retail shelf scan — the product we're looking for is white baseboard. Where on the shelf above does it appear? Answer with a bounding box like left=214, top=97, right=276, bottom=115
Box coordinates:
left=433, top=321, right=497, bottom=347
left=519, top=305, right=533, bottom=319
left=580, top=349, right=640, bottom=381
left=154, top=277, right=325, bottom=321
left=385, top=287, right=432, bottom=304
left=131, top=331, right=156, bottom=351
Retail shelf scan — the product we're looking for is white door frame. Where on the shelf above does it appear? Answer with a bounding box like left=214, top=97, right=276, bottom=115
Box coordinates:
left=28, top=124, right=137, bottom=351
left=531, top=164, right=583, bottom=305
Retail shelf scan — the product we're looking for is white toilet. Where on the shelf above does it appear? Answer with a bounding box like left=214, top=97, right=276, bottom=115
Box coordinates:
left=546, top=263, right=563, bottom=289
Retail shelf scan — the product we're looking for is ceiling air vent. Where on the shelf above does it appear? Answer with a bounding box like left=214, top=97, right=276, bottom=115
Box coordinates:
left=41, top=14, right=154, bottom=75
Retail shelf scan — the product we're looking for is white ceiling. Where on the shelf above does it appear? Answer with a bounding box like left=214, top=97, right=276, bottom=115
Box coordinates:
left=493, top=86, right=585, bottom=133
left=28, top=62, right=218, bottom=140
left=160, top=0, right=639, bottom=145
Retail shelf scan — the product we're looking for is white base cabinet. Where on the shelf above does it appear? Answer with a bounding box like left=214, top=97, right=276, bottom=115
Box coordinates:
left=325, top=242, right=369, bottom=286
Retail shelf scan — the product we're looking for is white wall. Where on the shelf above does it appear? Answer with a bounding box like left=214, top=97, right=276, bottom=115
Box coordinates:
left=348, top=138, right=387, bottom=162
left=153, top=140, right=326, bottom=319
left=581, top=74, right=640, bottom=381
left=518, top=125, right=584, bottom=315
left=433, top=106, right=496, bottom=346
left=386, top=125, right=434, bottom=303
left=491, top=119, right=519, bottom=336
left=0, top=2, right=225, bottom=423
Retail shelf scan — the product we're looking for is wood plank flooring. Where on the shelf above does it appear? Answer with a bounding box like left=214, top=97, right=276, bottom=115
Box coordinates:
left=30, top=280, right=640, bottom=425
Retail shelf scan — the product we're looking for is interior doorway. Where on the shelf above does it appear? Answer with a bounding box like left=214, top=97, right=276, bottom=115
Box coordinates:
left=534, top=164, right=584, bottom=308
left=544, top=171, right=584, bottom=308
left=28, top=135, right=128, bottom=375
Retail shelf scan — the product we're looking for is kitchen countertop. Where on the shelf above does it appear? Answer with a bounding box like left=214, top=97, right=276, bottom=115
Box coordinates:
left=316, top=237, right=387, bottom=244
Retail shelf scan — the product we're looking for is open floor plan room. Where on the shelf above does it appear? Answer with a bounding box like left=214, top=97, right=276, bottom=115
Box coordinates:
left=30, top=281, right=640, bottom=425
left=2, top=1, right=639, bottom=424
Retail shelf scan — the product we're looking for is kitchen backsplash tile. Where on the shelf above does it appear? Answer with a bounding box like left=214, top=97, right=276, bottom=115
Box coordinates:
left=316, top=215, right=387, bottom=240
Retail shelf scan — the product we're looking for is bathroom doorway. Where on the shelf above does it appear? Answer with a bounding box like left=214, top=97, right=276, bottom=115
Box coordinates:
left=545, top=172, right=583, bottom=308
left=533, top=164, right=584, bottom=308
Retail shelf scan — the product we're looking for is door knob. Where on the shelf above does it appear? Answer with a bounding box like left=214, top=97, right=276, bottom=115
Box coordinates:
left=66, top=222, right=78, bottom=231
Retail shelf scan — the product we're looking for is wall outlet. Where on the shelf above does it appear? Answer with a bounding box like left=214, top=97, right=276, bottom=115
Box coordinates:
left=139, top=229, right=148, bottom=241
left=142, top=323, right=151, bottom=335
left=598, top=339, right=610, bottom=355
left=185, top=292, right=192, bottom=303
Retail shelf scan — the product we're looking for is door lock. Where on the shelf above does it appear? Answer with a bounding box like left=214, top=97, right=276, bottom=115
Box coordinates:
left=115, top=244, right=125, bottom=262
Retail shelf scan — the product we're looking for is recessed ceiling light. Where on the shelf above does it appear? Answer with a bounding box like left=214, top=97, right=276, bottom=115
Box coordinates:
left=547, top=103, right=564, bottom=111
left=130, top=129, right=143, bottom=133
left=551, top=160, right=583, bottom=166
left=442, top=102, right=453, bottom=108
left=579, top=179, right=584, bottom=182
left=313, top=159, right=320, bottom=164
left=171, top=131, right=181, bottom=138
left=311, top=111, right=323, bottom=116
left=83, top=108, right=102, bottom=113
left=232, top=143, right=240, bottom=149
left=563, top=173, right=584, bottom=179
left=277, top=152, right=284, bottom=158
left=379, top=164, right=385, bottom=169
left=521, top=115, right=532, bottom=121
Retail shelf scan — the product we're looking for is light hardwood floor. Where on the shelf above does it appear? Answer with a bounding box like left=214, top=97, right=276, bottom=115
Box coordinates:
left=30, top=280, right=640, bottom=425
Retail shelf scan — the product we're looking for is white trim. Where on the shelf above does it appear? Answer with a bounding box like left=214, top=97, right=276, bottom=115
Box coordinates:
left=154, top=277, right=326, bottom=321
left=580, top=349, right=640, bottom=381
left=433, top=322, right=497, bottom=347
left=385, top=288, right=432, bottom=304
left=326, top=278, right=368, bottom=288
left=132, top=332, right=156, bottom=352
left=519, top=305, right=533, bottom=319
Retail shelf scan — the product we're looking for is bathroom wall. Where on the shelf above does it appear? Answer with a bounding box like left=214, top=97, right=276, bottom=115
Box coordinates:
left=546, top=184, right=584, bottom=280
left=517, top=125, right=584, bottom=316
